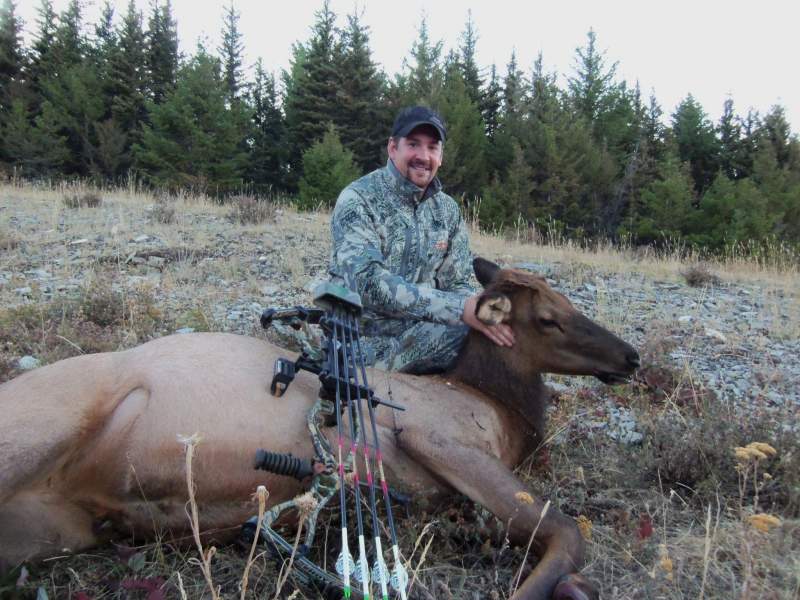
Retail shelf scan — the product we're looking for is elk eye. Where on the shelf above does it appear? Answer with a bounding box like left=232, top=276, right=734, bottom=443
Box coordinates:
left=539, top=318, right=559, bottom=328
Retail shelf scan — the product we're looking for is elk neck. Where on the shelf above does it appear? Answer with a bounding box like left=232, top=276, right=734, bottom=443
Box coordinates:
left=447, top=331, right=550, bottom=450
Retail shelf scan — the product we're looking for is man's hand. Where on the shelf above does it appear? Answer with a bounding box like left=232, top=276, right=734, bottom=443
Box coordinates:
left=462, top=294, right=515, bottom=347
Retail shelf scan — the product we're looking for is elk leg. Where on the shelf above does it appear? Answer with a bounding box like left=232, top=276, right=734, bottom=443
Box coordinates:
left=397, top=430, right=596, bottom=600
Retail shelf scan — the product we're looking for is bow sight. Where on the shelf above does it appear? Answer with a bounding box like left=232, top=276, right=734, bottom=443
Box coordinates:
left=244, top=282, right=409, bottom=600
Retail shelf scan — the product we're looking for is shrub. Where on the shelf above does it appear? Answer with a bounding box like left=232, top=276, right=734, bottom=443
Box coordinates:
left=150, top=195, right=177, bottom=224
left=63, top=191, right=103, bottom=209
left=0, top=229, right=20, bottom=251
left=227, top=194, right=276, bottom=225
left=681, top=262, right=720, bottom=287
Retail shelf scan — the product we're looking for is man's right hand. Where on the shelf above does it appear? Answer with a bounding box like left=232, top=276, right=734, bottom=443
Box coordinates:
left=462, top=294, right=515, bottom=347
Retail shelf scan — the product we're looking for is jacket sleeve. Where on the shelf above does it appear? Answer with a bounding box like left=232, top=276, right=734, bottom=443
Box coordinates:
left=329, top=188, right=469, bottom=325
left=434, top=208, right=475, bottom=296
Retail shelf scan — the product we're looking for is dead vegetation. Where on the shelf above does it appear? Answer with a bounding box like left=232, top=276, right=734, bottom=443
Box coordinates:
left=227, top=194, right=278, bottom=225
left=681, top=262, right=721, bottom=287
left=63, top=190, right=103, bottom=209
left=1, top=181, right=798, bottom=599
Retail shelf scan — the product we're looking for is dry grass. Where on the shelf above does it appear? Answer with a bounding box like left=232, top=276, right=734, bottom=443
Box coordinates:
left=1, top=181, right=799, bottom=599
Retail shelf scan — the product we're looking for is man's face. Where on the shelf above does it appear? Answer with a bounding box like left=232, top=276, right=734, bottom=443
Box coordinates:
left=387, top=125, right=443, bottom=189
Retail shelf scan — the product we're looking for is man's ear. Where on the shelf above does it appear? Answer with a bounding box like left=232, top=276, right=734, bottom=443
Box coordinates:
left=473, top=257, right=500, bottom=287
left=475, top=292, right=511, bottom=325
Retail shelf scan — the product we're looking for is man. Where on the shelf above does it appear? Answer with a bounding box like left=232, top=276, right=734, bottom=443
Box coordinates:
left=329, top=106, right=514, bottom=373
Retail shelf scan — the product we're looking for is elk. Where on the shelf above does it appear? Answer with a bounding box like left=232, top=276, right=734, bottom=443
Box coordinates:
left=0, top=258, right=639, bottom=600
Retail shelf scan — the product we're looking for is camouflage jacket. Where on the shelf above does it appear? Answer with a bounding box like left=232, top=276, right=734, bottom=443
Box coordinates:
left=329, top=160, right=474, bottom=334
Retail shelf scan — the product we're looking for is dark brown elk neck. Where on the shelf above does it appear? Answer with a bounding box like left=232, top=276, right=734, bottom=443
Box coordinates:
left=447, top=332, right=550, bottom=447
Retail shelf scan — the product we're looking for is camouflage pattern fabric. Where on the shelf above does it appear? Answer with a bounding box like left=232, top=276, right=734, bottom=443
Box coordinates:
left=329, top=159, right=474, bottom=373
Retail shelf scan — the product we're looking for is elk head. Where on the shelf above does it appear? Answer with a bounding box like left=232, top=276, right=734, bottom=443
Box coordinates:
left=473, top=257, right=640, bottom=384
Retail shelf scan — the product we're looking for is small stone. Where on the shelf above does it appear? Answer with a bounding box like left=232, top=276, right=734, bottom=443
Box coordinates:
left=678, top=315, right=693, bottom=324
left=14, top=286, right=32, bottom=296
left=69, top=238, right=89, bottom=245
left=18, top=356, right=41, bottom=370
left=133, top=235, right=149, bottom=243
left=147, top=256, right=166, bottom=268
left=704, top=328, right=727, bottom=343
left=261, top=284, right=279, bottom=296
left=175, top=327, right=195, bottom=334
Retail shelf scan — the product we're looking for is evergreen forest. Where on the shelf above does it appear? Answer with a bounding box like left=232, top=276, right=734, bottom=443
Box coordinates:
left=1, top=0, right=799, bottom=253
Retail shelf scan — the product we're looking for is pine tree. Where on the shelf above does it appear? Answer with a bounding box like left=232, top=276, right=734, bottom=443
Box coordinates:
left=50, top=0, right=84, bottom=69
left=1, top=97, right=69, bottom=174
left=632, top=151, right=696, bottom=245
left=717, top=97, right=745, bottom=179
left=337, top=8, right=387, bottom=172
left=28, top=0, right=58, bottom=103
left=283, top=0, right=342, bottom=188
left=0, top=0, right=24, bottom=129
left=92, top=0, right=115, bottom=59
left=697, top=174, right=774, bottom=248
left=567, top=29, right=617, bottom=126
left=436, top=66, right=487, bottom=199
left=479, top=142, right=534, bottom=228
left=98, top=0, right=147, bottom=175
left=146, top=0, right=179, bottom=104
left=402, top=15, right=443, bottom=104
left=502, top=49, right=525, bottom=120
left=457, top=10, right=482, bottom=107
left=246, top=58, right=286, bottom=191
left=38, top=63, right=105, bottom=175
left=759, top=105, right=796, bottom=169
left=219, top=0, right=243, bottom=102
left=671, top=94, right=720, bottom=195
left=482, top=64, right=501, bottom=139
left=134, top=45, right=248, bottom=191
left=297, top=123, right=359, bottom=210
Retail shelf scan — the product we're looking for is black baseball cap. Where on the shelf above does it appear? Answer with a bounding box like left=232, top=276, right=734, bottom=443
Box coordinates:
left=391, top=106, right=447, bottom=142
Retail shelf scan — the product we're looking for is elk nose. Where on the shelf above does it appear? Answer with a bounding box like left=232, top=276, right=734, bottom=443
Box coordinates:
left=626, top=350, right=641, bottom=369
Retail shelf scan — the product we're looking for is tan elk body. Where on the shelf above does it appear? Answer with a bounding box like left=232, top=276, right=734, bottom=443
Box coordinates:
left=0, top=259, right=639, bottom=600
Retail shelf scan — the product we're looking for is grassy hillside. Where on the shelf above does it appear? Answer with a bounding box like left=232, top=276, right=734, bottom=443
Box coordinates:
left=1, top=182, right=798, bottom=599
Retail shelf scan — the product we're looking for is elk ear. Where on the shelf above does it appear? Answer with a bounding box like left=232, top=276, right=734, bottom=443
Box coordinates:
left=475, top=292, right=512, bottom=325
left=473, top=257, right=500, bottom=287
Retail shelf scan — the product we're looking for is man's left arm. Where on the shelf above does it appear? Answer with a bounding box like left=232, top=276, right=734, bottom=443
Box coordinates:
left=435, top=211, right=474, bottom=295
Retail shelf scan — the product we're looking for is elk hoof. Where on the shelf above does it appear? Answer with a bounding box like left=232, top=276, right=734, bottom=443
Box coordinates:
left=553, top=573, right=598, bottom=600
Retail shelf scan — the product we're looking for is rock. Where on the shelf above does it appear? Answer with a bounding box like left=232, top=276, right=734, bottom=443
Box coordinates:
left=261, top=284, right=279, bottom=296
left=14, top=286, right=32, bottom=296
left=133, top=234, right=149, bottom=243
left=175, top=327, right=195, bottom=334
left=147, top=256, right=166, bottom=268
left=704, top=328, right=727, bottom=343
left=678, top=315, right=693, bottom=324
left=69, top=238, right=89, bottom=245
left=18, top=356, right=41, bottom=370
